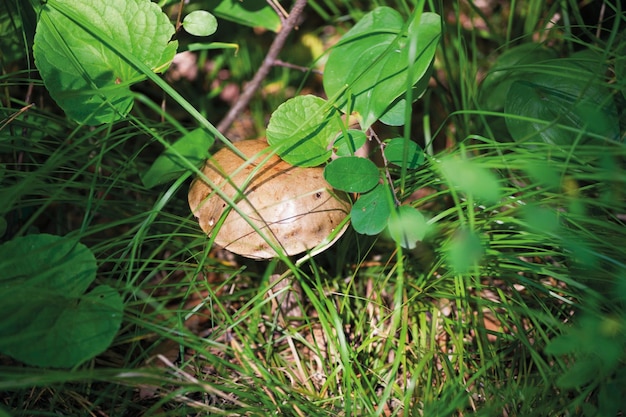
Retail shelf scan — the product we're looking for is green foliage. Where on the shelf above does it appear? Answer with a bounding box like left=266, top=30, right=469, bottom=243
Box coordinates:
left=33, top=0, right=177, bottom=125
left=3, top=0, right=626, bottom=415
left=141, top=128, right=213, bottom=188
left=0, top=234, right=123, bottom=368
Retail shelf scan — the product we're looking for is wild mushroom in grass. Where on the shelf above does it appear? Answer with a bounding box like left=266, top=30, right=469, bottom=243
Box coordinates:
left=188, top=139, right=351, bottom=318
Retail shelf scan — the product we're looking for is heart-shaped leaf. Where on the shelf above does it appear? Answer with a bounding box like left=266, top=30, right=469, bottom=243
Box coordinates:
left=0, top=234, right=123, bottom=368
left=323, top=7, right=440, bottom=129
left=266, top=95, right=342, bottom=167
left=33, top=0, right=177, bottom=125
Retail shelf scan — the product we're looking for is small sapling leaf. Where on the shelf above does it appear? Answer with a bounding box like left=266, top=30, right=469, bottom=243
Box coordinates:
left=266, top=95, right=342, bottom=167
left=334, top=129, right=367, bottom=156
left=351, top=183, right=392, bottom=235
left=141, top=128, right=213, bottom=188
left=183, top=10, right=218, bottom=36
left=387, top=205, right=428, bottom=249
left=324, top=156, right=379, bottom=193
left=384, top=138, right=424, bottom=169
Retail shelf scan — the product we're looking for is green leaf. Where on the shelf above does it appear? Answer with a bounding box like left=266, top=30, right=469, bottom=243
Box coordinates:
left=183, top=10, right=218, bottom=37
left=334, top=129, right=367, bottom=156
left=384, top=137, right=424, bottom=169
left=387, top=205, right=427, bottom=249
left=505, top=60, right=620, bottom=146
left=0, top=234, right=123, bottom=368
left=351, top=183, right=392, bottom=235
left=205, top=0, right=280, bottom=32
left=323, top=7, right=440, bottom=129
left=266, top=95, right=342, bottom=167
left=141, top=128, right=213, bottom=189
left=439, top=156, right=502, bottom=204
left=33, top=0, right=177, bottom=125
left=324, top=156, right=379, bottom=193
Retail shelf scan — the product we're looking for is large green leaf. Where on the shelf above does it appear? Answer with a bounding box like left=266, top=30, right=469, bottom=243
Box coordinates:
left=0, top=234, right=123, bottom=368
left=33, top=0, right=177, bottom=125
left=505, top=60, right=620, bottom=146
left=323, top=7, right=440, bottom=129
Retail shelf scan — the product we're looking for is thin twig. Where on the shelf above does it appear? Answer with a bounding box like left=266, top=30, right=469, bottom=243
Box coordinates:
left=216, top=0, right=308, bottom=137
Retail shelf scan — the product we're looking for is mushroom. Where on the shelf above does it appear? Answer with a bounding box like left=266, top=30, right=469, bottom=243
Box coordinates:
left=188, top=139, right=351, bottom=318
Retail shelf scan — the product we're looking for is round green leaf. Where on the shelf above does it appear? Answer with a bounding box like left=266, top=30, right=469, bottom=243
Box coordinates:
left=183, top=10, right=218, bottom=37
left=334, top=129, right=367, bottom=156
left=0, top=234, right=123, bottom=368
left=266, top=95, right=342, bottom=167
left=384, top=138, right=424, bottom=169
left=33, top=0, right=178, bottom=125
left=323, top=8, right=441, bottom=129
left=387, top=205, right=427, bottom=249
left=324, top=156, right=379, bottom=193
left=351, top=183, right=392, bottom=235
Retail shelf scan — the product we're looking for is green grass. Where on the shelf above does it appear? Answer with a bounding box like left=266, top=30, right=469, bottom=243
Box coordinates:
left=2, top=0, right=626, bottom=416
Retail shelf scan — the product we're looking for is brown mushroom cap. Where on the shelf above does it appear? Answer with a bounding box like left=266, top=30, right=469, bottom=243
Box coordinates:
left=188, top=139, right=351, bottom=259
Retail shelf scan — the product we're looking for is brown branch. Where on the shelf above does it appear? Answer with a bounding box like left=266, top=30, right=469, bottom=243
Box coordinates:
left=216, top=0, right=308, bottom=138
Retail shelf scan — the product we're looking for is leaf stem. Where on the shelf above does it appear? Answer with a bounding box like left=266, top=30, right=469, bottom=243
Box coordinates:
left=216, top=0, right=308, bottom=137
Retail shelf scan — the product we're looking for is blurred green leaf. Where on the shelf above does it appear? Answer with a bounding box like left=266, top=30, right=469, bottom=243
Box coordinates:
left=266, top=95, right=341, bottom=167
left=141, top=128, right=213, bottom=189
left=33, top=0, right=177, bottom=125
left=387, top=205, right=427, bottom=249
left=445, top=229, right=484, bottom=274
left=479, top=43, right=557, bottom=111
left=183, top=10, right=218, bottom=37
left=324, top=156, right=379, bottom=193
left=351, top=183, right=392, bottom=235
left=439, top=156, right=502, bottom=204
left=0, top=234, right=123, bottom=368
left=323, top=7, right=440, bottom=129
left=505, top=60, right=619, bottom=146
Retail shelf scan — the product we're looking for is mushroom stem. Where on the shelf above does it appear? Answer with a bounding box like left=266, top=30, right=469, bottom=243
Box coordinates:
left=268, top=261, right=302, bottom=323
